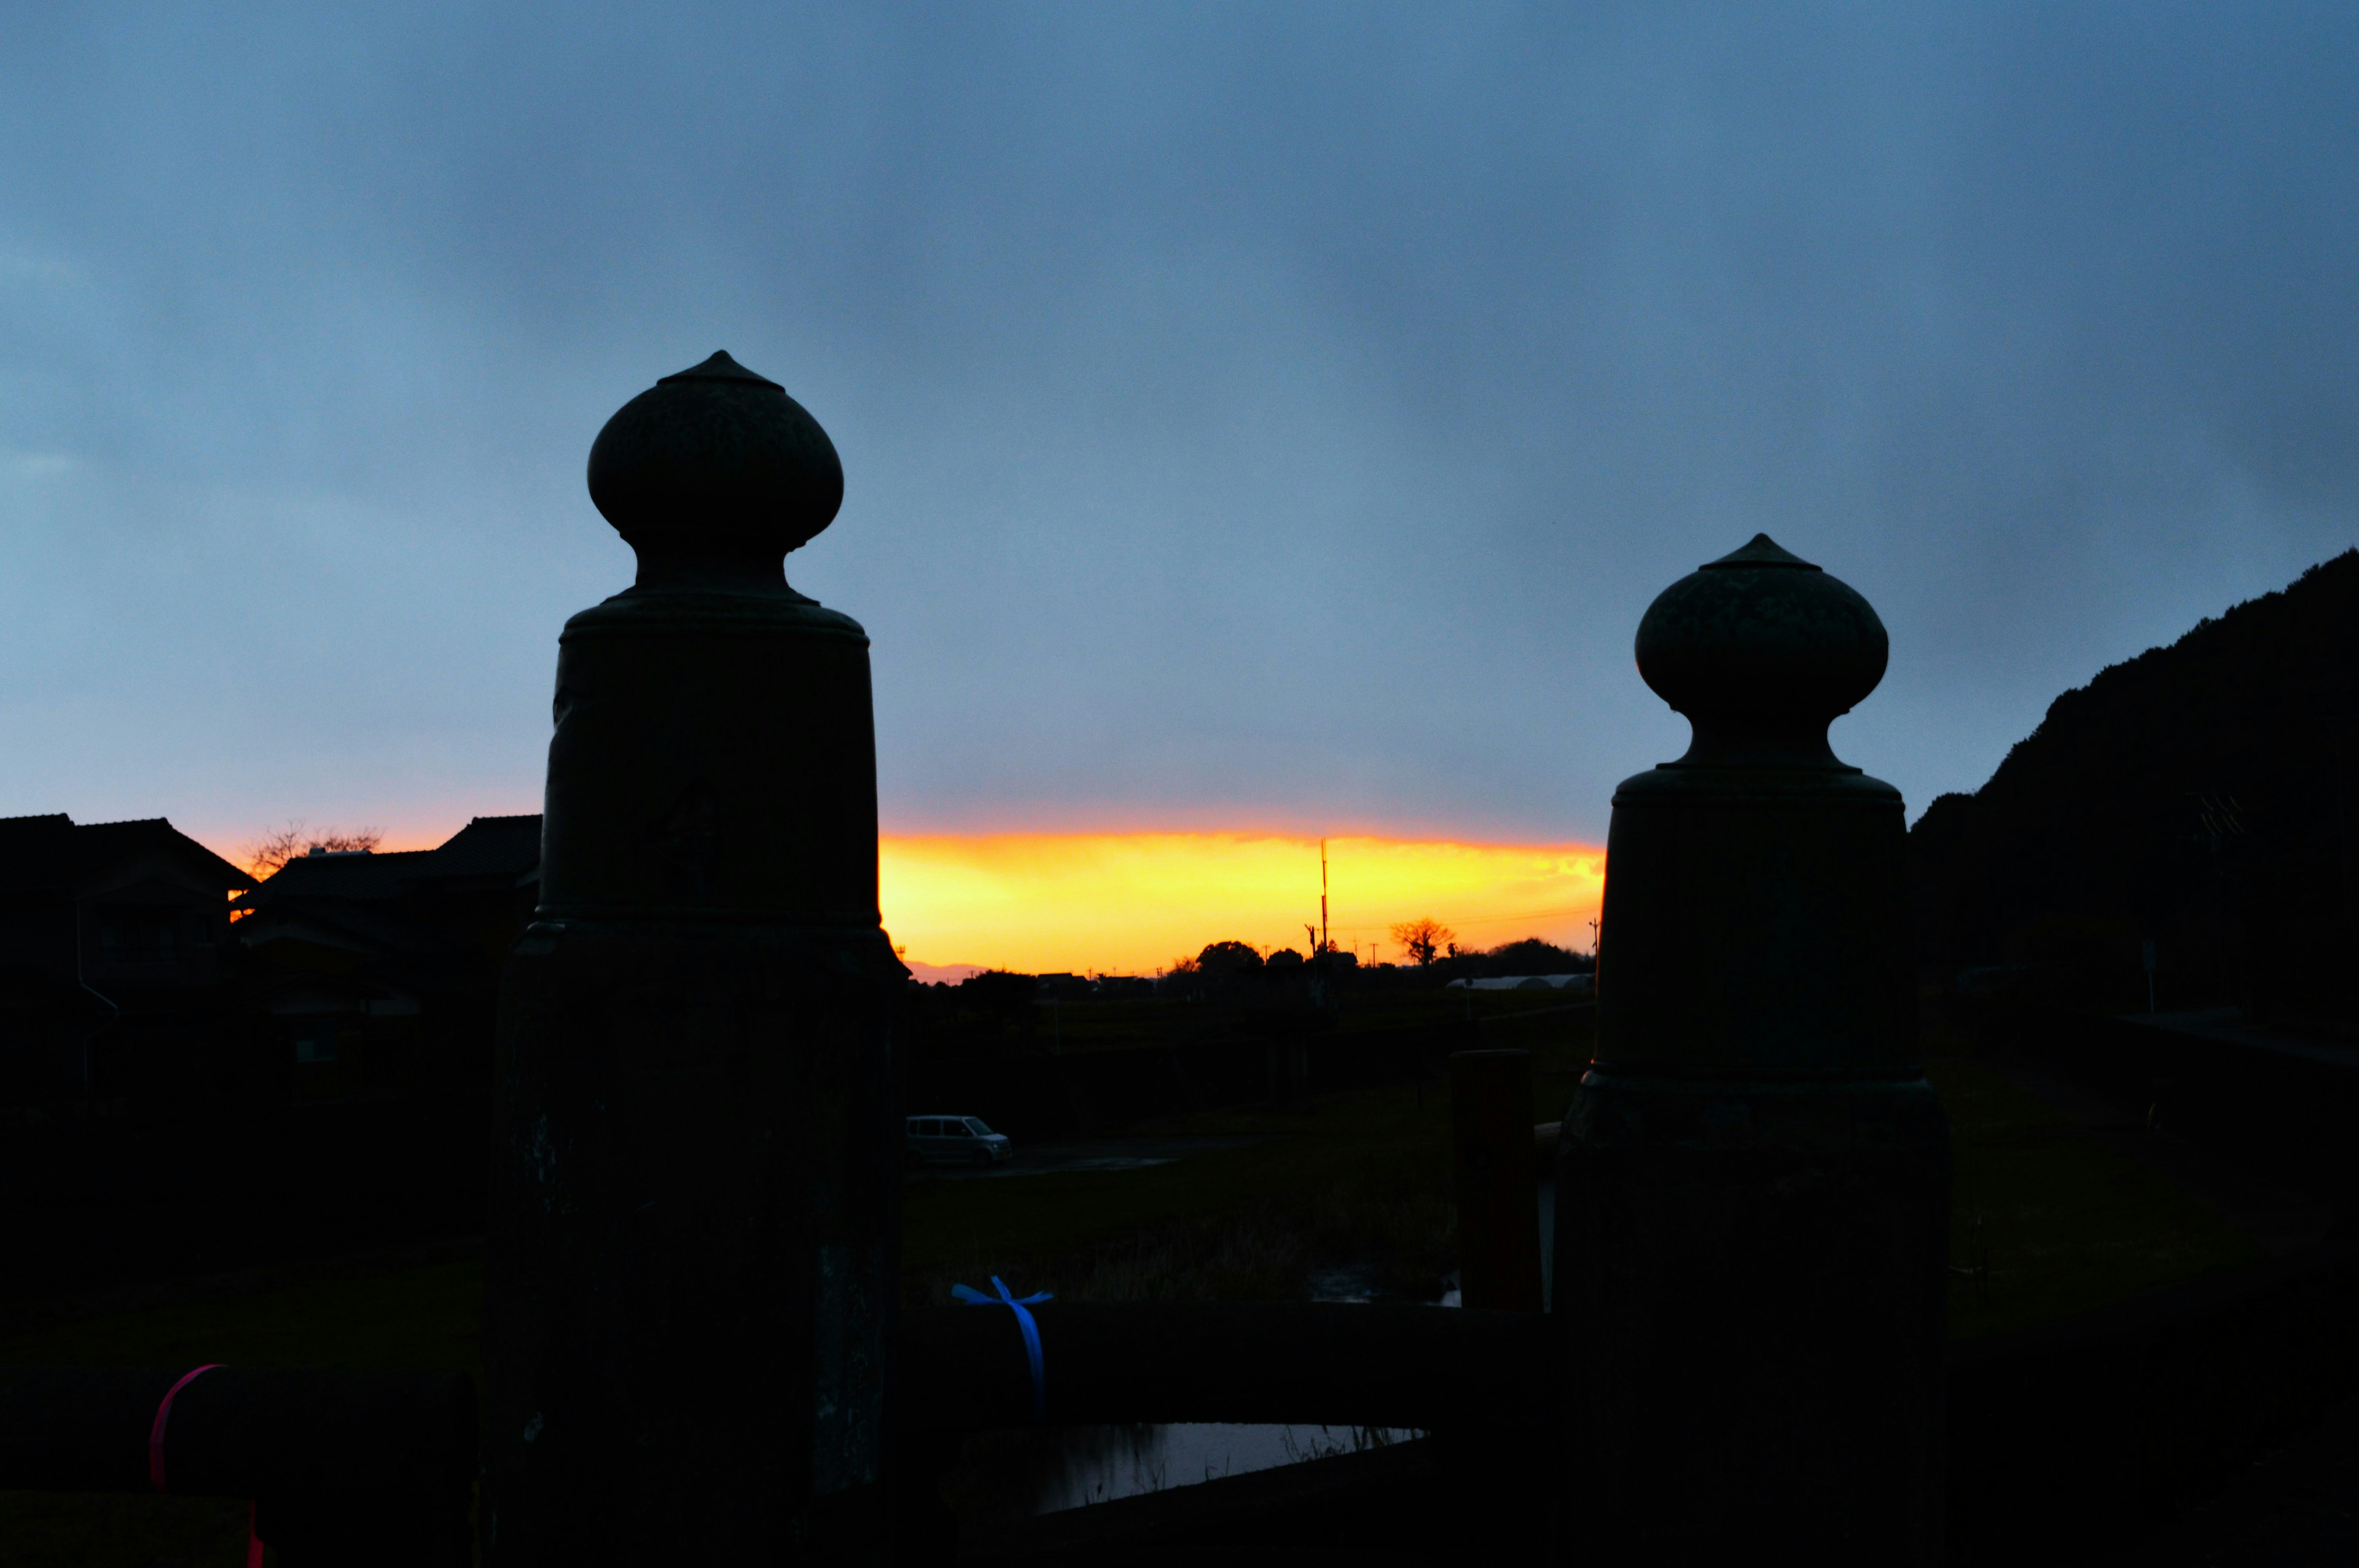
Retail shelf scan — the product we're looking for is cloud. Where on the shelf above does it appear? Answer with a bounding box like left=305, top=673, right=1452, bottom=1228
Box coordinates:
left=0, top=4, right=2353, bottom=839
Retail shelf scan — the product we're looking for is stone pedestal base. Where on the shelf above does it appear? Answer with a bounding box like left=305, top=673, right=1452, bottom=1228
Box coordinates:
left=483, top=920, right=902, bottom=1563
left=1554, top=1071, right=1949, bottom=1563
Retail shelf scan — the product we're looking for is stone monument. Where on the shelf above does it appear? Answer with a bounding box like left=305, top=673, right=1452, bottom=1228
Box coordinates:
left=1554, top=534, right=1949, bottom=1561
left=483, top=353, right=903, bottom=1561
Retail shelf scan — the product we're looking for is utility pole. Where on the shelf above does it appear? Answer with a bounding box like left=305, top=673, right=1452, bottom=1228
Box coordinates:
left=1320, top=838, right=1331, bottom=954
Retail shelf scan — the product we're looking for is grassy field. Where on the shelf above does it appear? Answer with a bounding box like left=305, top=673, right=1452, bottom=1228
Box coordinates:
left=0, top=999, right=2275, bottom=1563
left=904, top=1083, right=1458, bottom=1305
left=1930, top=1052, right=2264, bottom=1336
left=904, top=996, right=1586, bottom=1305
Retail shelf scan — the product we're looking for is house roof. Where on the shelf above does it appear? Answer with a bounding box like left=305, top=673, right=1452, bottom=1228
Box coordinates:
left=254, top=848, right=431, bottom=900
left=413, top=814, right=541, bottom=881
left=233, top=813, right=543, bottom=978
left=243, top=815, right=541, bottom=903
left=0, top=814, right=254, bottom=897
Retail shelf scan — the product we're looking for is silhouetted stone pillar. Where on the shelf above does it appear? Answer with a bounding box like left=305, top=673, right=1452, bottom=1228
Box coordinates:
left=483, top=353, right=903, bottom=1562
left=1554, top=536, right=1949, bottom=1562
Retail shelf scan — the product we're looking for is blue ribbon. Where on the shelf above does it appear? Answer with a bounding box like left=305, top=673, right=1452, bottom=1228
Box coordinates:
left=952, top=1275, right=1053, bottom=1419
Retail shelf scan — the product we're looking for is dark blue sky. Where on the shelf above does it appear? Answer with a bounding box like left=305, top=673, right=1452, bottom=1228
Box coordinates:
left=2, top=4, right=2355, bottom=849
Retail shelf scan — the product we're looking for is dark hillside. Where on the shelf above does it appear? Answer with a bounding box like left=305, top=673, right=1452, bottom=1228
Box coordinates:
left=1912, top=549, right=2359, bottom=1022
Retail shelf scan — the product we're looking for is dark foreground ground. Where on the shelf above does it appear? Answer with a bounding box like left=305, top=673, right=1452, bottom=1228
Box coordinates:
left=2111, top=1394, right=2359, bottom=1567
left=1967, top=1021, right=2355, bottom=1567
left=0, top=1000, right=2345, bottom=1563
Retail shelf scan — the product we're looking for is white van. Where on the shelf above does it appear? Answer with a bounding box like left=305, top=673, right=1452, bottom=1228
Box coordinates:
left=906, top=1115, right=1012, bottom=1168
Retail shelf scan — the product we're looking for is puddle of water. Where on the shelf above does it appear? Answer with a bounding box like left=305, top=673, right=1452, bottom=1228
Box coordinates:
left=963, top=1271, right=1452, bottom=1519
left=1027, top=1422, right=1420, bottom=1513
left=1307, top=1265, right=1377, bottom=1303
left=1310, top=1266, right=1460, bottom=1308
left=951, top=1181, right=1555, bottom=1522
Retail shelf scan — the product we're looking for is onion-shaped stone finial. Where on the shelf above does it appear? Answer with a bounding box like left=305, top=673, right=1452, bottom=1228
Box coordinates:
left=1633, top=534, right=1888, bottom=766
left=585, top=351, right=844, bottom=588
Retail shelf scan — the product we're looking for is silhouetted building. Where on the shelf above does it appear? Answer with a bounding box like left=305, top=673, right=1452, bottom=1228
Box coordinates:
left=0, top=813, right=254, bottom=1107
left=1034, top=972, right=1093, bottom=1000
left=233, top=814, right=539, bottom=1104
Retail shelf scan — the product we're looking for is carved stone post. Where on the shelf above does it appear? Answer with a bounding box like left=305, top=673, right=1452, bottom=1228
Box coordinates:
left=483, top=354, right=902, bottom=1562
left=1554, top=536, right=1948, bottom=1561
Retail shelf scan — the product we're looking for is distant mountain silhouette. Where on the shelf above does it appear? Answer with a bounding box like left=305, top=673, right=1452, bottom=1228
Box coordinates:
left=1911, top=549, right=2359, bottom=1021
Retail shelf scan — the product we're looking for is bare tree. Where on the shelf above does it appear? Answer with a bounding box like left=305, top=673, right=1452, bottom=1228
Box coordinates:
left=244, top=821, right=384, bottom=880
left=1389, top=917, right=1455, bottom=967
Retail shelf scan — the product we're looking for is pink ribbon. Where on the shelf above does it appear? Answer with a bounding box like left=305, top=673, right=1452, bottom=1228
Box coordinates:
left=149, top=1363, right=262, bottom=1567
left=149, top=1363, right=222, bottom=1491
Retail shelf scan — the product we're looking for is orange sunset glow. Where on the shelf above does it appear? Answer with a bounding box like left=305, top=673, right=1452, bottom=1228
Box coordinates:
left=878, top=832, right=1605, bottom=976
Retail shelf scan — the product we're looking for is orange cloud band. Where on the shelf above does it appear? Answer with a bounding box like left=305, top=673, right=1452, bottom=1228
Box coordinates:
left=879, top=832, right=1604, bottom=976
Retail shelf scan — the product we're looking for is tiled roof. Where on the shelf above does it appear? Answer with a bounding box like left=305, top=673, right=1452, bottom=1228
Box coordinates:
left=241, top=814, right=541, bottom=903
left=254, top=848, right=433, bottom=900
left=0, top=814, right=254, bottom=894
left=415, top=814, right=542, bottom=881
left=233, top=813, right=542, bottom=969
